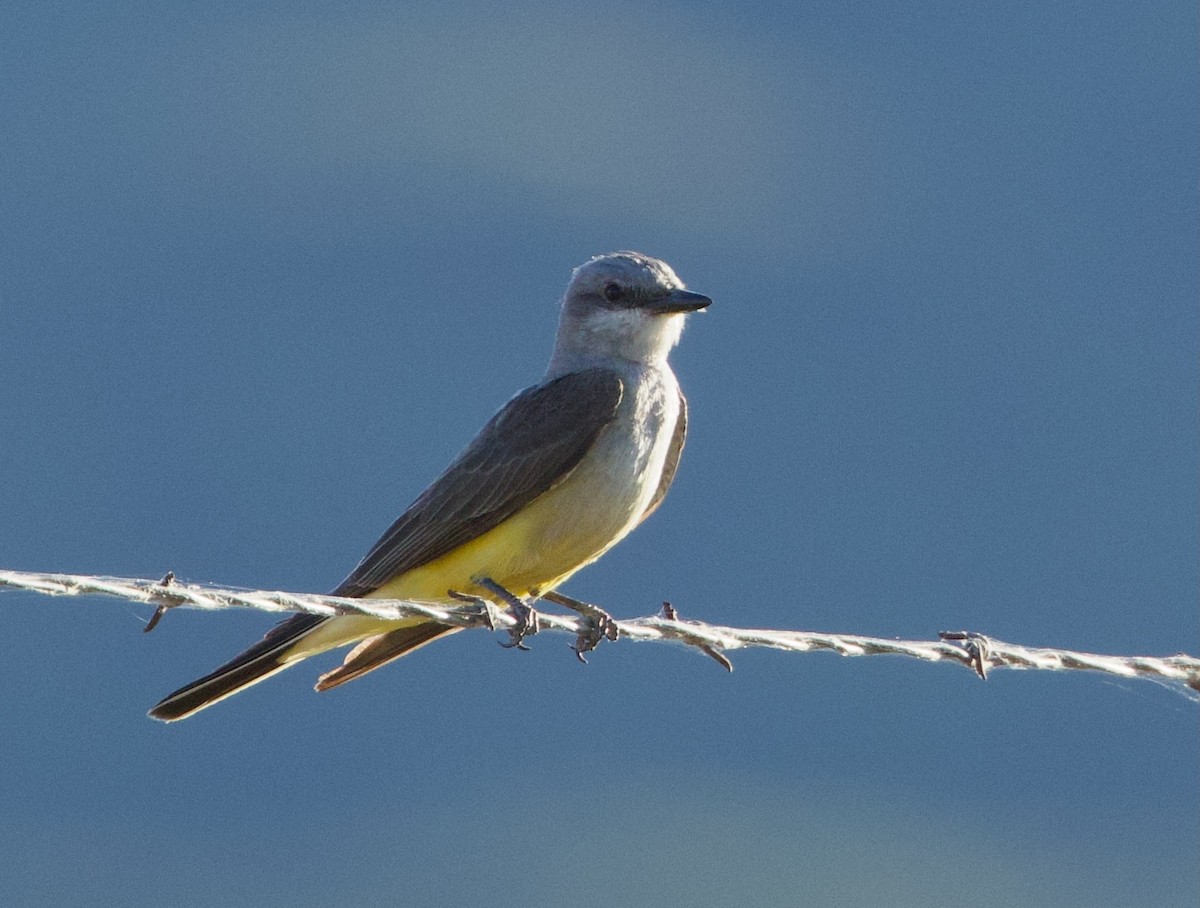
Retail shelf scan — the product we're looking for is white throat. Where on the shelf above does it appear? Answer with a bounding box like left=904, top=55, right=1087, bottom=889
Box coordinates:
left=547, top=307, right=687, bottom=375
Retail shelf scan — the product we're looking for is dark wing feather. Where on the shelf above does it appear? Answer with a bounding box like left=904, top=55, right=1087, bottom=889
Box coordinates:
left=332, top=368, right=624, bottom=597
left=638, top=388, right=687, bottom=524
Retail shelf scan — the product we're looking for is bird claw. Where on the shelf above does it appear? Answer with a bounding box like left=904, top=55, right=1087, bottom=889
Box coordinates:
left=499, top=601, right=539, bottom=650
left=540, top=590, right=619, bottom=663
left=477, top=577, right=540, bottom=650
left=570, top=609, right=618, bottom=664
left=570, top=621, right=615, bottom=663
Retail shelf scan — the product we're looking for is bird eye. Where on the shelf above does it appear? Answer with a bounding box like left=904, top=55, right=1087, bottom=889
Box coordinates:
left=603, top=282, right=624, bottom=303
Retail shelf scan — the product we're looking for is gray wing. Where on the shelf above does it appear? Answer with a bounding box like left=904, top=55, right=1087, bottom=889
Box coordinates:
left=638, top=388, right=687, bottom=525
left=332, top=368, right=624, bottom=597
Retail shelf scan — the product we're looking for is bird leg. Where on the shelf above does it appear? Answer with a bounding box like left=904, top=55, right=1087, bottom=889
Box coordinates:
left=477, top=577, right=540, bottom=650
left=540, top=590, right=619, bottom=663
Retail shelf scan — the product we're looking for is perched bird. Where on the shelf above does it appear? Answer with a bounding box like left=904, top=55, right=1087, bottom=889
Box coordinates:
left=151, top=251, right=710, bottom=721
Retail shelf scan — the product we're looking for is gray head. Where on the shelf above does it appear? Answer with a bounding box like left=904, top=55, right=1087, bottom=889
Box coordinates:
left=548, top=251, right=710, bottom=373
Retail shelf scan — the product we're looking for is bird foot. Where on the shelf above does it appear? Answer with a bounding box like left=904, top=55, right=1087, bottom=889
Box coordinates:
left=540, top=590, right=619, bottom=663
left=477, top=577, right=540, bottom=650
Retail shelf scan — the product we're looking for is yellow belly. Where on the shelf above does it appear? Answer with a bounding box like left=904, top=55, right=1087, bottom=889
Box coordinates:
left=368, top=468, right=639, bottom=603
left=294, top=473, right=643, bottom=657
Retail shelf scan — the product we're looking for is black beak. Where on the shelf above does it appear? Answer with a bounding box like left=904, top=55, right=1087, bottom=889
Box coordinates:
left=646, top=288, right=713, bottom=314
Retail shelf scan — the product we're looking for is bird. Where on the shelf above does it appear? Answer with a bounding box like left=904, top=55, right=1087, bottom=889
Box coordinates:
left=150, top=251, right=710, bottom=721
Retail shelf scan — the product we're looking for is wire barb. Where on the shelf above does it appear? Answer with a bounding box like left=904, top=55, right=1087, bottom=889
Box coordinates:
left=659, top=601, right=733, bottom=671
left=939, top=631, right=992, bottom=680
left=1, top=569, right=1197, bottom=699
left=142, top=571, right=178, bottom=633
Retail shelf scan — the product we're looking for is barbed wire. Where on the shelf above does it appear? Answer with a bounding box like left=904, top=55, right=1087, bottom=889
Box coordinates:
left=1, top=569, right=1197, bottom=699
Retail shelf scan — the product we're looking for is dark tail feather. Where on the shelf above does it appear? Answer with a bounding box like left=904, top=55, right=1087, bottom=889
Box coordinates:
left=149, top=613, right=327, bottom=722
left=315, top=622, right=458, bottom=691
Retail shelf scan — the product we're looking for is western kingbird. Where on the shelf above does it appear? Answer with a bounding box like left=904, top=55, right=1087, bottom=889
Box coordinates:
left=150, top=251, right=710, bottom=721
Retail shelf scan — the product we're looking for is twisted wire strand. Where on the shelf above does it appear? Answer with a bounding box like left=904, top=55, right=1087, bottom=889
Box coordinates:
left=2, top=569, right=1196, bottom=698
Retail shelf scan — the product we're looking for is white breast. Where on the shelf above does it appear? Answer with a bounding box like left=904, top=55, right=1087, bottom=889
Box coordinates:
left=515, top=362, right=681, bottom=583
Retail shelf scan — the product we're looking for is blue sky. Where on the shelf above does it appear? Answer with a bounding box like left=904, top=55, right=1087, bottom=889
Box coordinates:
left=1, top=2, right=1196, bottom=905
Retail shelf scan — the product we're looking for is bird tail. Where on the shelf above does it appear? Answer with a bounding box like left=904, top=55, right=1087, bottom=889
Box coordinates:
left=315, top=622, right=459, bottom=691
left=149, top=613, right=330, bottom=722
left=149, top=613, right=458, bottom=722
